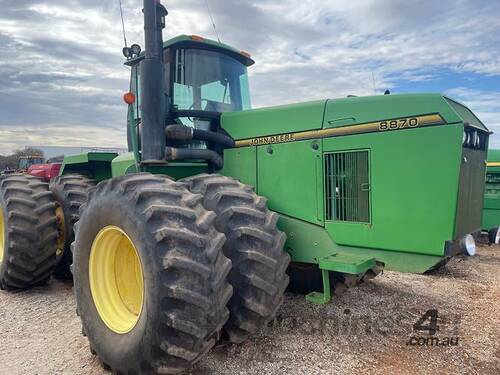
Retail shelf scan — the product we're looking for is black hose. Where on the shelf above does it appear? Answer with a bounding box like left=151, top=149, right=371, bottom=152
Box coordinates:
left=165, top=124, right=235, bottom=148
left=165, top=124, right=192, bottom=141
left=171, top=109, right=221, bottom=120
left=165, top=147, right=223, bottom=169
left=192, top=128, right=235, bottom=148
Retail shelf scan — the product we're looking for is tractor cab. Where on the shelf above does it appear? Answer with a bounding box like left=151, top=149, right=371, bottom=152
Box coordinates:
left=18, top=155, right=44, bottom=171
left=125, top=35, right=253, bottom=130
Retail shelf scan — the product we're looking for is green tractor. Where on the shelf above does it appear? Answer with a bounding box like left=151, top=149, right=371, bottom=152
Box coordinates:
left=0, top=0, right=490, bottom=373
left=482, top=149, right=500, bottom=243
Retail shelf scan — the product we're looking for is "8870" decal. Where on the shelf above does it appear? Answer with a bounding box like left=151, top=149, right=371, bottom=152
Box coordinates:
left=379, top=117, right=419, bottom=131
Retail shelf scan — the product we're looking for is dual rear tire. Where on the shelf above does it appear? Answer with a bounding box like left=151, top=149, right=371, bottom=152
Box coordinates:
left=49, top=174, right=96, bottom=279
left=0, top=173, right=96, bottom=289
left=73, top=173, right=289, bottom=373
left=0, top=174, right=58, bottom=290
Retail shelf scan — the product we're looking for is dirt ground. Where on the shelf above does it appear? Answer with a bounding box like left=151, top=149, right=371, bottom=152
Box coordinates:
left=0, top=241, right=498, bottom=375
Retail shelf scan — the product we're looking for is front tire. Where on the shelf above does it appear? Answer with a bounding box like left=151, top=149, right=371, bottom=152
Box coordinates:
left=181, top=174, right=290, bottom=344
left=73, top=173, right=232, bottom=374
left=0, top=174, right=58, bottom=290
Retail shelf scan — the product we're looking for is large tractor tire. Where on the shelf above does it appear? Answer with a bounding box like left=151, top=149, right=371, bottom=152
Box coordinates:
left=49, top=174, right=96, bottom=279
left=181, top=174, right=290, bottom=344
left=73, top=173, right=232, bottom=374
left=0, top=174, right=58, bottom=290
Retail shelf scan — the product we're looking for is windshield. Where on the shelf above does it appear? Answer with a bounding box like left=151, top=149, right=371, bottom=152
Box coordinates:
left=173, top=48, right=251, bottom=112
left=18, top=158, right=28, bottom=170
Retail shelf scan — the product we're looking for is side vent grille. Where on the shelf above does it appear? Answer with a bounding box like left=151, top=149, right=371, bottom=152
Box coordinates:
left=485, top=172, right=500, bottom=195
left=325, top=150, right=370, bottom=222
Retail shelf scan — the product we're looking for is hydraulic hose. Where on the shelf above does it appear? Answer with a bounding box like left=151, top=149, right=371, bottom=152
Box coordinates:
left=165, top=147, right=223, bottom=170
left=165, top=124, right=235, bottom=148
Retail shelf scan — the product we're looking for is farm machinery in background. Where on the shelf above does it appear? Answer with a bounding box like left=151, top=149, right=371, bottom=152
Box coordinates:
left=0, top=154, right=62, bottom=181
left=482, top=149, right=500, bottom=243
left=17, top=154, right=45, bottom=172
left=1, top=154, right=44, bottom=175
left=0, top=0, right=491, bottom=373
left=27, top=156, right=62, bottom=182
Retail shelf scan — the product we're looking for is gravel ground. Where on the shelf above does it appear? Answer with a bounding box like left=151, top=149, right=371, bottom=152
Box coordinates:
left=0, top=241, right=498, bottom=375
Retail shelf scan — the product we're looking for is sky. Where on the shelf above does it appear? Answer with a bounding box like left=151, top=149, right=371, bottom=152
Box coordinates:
left=0, top=0, right=499, bottom=154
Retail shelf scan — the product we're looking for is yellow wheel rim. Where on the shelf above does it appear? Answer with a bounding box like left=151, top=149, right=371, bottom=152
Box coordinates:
left=0, top=207, right=5, bottom=263
left=89, top=226, right=144, bottom=334
left=55, top=206, right=66, bottom=257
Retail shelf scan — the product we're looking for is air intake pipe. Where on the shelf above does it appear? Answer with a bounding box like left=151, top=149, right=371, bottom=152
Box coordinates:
left=140, top=0, right=168, bottom=163
left=165, top=124, right=235, bottom=148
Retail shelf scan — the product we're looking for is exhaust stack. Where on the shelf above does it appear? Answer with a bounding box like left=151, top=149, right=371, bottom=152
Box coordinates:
left=140, top=0, right=168, bottom=163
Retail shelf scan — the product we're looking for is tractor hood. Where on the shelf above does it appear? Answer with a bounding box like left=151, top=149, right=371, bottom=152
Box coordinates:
left=221, top=93, right=490, bottom=141
left=221, top=100, right=328, bottom=140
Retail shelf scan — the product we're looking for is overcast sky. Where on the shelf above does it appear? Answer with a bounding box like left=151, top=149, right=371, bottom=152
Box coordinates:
left=1, top=0, right=499, bottom=154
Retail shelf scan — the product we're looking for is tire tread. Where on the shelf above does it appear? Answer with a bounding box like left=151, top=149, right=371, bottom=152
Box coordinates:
left=0, top=174, right=58, bottom=290
left=49, top=174, right=96, bottom=279
left=181, top=174, right=290, bottom=344
left=74, top=173, right=232, bottom=374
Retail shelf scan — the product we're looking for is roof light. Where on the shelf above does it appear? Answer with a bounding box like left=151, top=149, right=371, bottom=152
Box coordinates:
left=240, top=51, right=251, bottom=58
left=130, top=43, right=142, bottom=56
left=190, top=35, right=205, bottom=42
left=122, top=47, right=132, bottom=59
left=123, top=92, right=136, bottom=105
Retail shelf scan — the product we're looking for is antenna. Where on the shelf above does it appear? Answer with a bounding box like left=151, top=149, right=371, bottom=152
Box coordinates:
left=204, top=0, right=221, bottom=43
left=118, top=0, right=128, bottom=48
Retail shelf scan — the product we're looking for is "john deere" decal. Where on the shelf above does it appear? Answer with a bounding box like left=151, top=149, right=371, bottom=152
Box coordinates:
left=234, top=114, right=445, bottom=148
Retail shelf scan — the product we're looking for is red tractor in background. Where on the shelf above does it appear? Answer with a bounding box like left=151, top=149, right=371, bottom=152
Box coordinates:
left=0, top=155, right=61, bottom=181
left=18, top=155, right=45, bottom=171
left=1, top=154, right=46, bottom=175
left=27, top=156, right=62, bottom=182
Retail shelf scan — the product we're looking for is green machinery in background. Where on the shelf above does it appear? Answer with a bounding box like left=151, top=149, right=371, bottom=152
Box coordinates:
left=482, top=149, right=500, bottom=243
left=0, top=1, right=490, bottom=373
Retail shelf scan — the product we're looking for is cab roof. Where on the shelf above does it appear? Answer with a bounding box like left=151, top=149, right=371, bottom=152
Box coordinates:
left=124, top=34, right=254, bottom=67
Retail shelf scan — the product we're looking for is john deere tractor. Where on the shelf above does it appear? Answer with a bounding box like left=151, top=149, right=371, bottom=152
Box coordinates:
left=0, top=0, right=490, bottom=373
